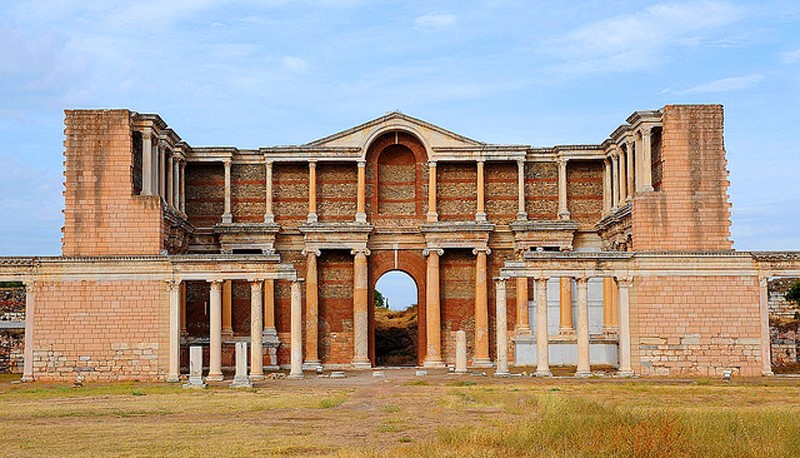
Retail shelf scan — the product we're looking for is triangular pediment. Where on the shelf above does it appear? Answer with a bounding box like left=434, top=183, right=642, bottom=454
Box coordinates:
left=306, top=111, right=485, bottom=149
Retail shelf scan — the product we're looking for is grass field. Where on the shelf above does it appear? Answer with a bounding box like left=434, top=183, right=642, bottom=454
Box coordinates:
left=1, top=371, right=799, bottom=457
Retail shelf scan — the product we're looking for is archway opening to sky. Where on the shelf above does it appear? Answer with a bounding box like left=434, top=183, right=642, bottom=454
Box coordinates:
left=374, top=270, right=418, bottom=367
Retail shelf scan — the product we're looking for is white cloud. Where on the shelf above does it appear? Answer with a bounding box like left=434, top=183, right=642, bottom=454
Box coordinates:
left=282, top=56, right=309, bottom=73
left=415, top=13, right=457, bottom=28
left=547, top=1, right=747, bottom=74
left=673, top=74, right=765, bottom=94
left=780, top=48, right=800, bottom=64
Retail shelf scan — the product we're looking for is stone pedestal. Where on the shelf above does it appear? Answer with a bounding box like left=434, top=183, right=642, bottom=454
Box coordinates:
left=455, top=330, right=468, bottom=374
left=230, top=342, right=252, bottom=388
left=184, top=346, right=206, bottom=388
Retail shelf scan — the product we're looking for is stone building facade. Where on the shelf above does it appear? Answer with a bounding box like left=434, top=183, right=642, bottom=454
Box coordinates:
left=0, top=104, right=798, bottom=381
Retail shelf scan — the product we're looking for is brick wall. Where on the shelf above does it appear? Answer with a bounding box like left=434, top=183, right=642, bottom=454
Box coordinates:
left=319, top=250, right=355, bottom=364
left=438, top=163, right=476, bottom=221
left=33, top=280, right=167, bottom=381
left=185, top=163, right=224, bottom=228
left=232, top=164, right=266, bottom=223
left=525, top=162, right=559, bottom=220
left=273, top=164, right=308, bottom=229
left=632, top=105, right=733, bottom=251
left=632, top=275, right=761, bottom=377
left=63, top=110, right=164, bottom=256
left=485, top=162, right=518, bottom=224
left=0, top=286, right=25, bottom=373
left=318, top=163, right=357, bottom=222
left=567, top=161, right=603, bottom=230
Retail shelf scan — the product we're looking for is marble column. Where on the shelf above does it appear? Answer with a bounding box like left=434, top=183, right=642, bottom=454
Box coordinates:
left=455, top=330, right=468, bottom=374
left=618, top=147, right=627, bottom=203
left=152, top=142, right=159, bottom=198
left=575, top=277, right=591, bottom=377
left=625, top=139, right=635, bottom=200
left=172, top=155, right=181, bottom=211
left=352, top=248, right=371, bottom=368
left=167, top=153, right=174, bottom=208
left=288, top=279, right=304, bottom=379
left=475, top=160, right=487, bottom=222
left=617, top=277, right=633, bottom=376
left=208, top=279, right=224, bottom=381
left=222, top=280, right=233, bottom=338
left=557, top=158, right=570, bottom=220
left=558, top=277, right=574, bottom=336
left=640, top=128, right=654, bottom=192
left=222, top=159, right=233, bottom=223
left=535, top=277, right=551, bottom=376
left=602, top=277, right=618, bottom=336
left=159, top=143, right=167, bottom=199
left=250, top=280, right=264, bottom=381
left=179, top=160, right=186, bottom=213
left=516, top=159, right=527, bottom=220
left=423, top=248, right=444, bottom=367
left=304, top=249, right=321, bottom=368
left=167, top=280, right=181, bottom=382
left=603, top=158, right=612, bottom=214
left=264, top=160, right=274, bottom=224
left=263, top=279, right=276, bottom=337
left=141, top=129, right=153, bottom=195
left=759, top=277, right=775, bottom=376
left=307, top=160, right=318, bottom=223
left=610, top=153, right=620, bottom=210
left=356, top=160, right=367, bottom=223
left=515, top=277, right=530, bottom=335
left=473, top=248, right=491, bottom=366
left=494, top=277, right=510, bottom=376
left=21, top=280, right=34, bottom=382
left=426, top=161, right=438, bottom=222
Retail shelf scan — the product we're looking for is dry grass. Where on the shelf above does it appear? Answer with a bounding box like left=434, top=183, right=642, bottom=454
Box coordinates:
left=1, top=373, right=800, bottom=457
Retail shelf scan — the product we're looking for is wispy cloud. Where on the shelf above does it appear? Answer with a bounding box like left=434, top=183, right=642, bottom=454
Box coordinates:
left=673, top=74, right=765, bottom=94
left=547, top=1, right=747, bottom=75
left=282, top=56, right=310, bottom=73
left=415, top=13, right=457, bottom=28
left=780, top=48, right=800, bottom=64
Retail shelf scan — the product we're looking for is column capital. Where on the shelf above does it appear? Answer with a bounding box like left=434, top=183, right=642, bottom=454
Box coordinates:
left=493, top=276, right=509, bottom=285
left=357, top=160, right=366, bottom=168
left=308, top=159, right=317, bottom=166
left=142, top=128, right=153, bottom=140
left=575, top=275, right=590, bottom=284
left=639, top=126, right=652, bottom=139
left=208, top=278, right=224, bottom=289
left=292, top=277, right=305, bottom=284
left=533, top=275, right=550, bottom=283
left=248, top=279, right=264, bottom=290
left=166, top=279, right=182, bottom=291
left=616, top=276, right=633, bottom=287
left=351, top=248, right=371, bottom=257
left=557, top=157, right=568, bottom=167
left=427, top=160, right=437, bottom=167
left=423, top=248, right=444, bottom=257
left=476, top=158, right=485, bottom=164
left=302, top=248, right=321, bottom=257
left=223, top=158, right=232, bottom=166
left=22, top=278, right=36, bottom=289
left=758, top=275, right=770, bottom=288
left=472, top=247, right=492, bottom=256
left=263, top=158, right=274, bottom=166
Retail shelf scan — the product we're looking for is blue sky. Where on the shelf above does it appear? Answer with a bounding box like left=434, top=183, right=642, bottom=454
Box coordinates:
left=1, top=0, right=799, bottom=266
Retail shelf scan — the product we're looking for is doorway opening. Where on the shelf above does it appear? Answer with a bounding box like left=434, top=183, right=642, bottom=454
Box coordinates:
left=374, top=270, right=418, bottom=367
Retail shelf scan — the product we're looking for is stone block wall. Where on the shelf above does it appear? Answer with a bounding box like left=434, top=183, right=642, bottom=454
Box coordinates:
left=567, top=161, right=603, bottom=231
left=485, top=162, right=518, bottom=224
left=438, top=163, right=477, bottom=221
left=632, top=275, right=761, bottom=377
left=63, top=110, right=165, bottom=256
left=232, top=164, right=266, bottom=223
left=632, top=105, right=733, bottom=251
left=318, top=164, right=357, bottom=222
left=185, top=163, right=224, bottom=228
left=33, top=280, right=167, bottom=381
left=525, top=162, right=559, bottom=220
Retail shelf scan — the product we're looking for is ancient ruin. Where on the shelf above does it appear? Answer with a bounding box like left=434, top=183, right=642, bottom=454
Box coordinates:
left=1, top=104, right=799, bottom=381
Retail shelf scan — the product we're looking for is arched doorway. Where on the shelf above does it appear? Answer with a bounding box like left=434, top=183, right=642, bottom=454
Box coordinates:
left=373, top=270, right=419, bottom=366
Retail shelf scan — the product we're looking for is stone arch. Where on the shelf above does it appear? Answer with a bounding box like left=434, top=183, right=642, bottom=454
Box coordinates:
left=368, top=249, right=427, bottom=365
left=364, top=131, right=429, bottom=222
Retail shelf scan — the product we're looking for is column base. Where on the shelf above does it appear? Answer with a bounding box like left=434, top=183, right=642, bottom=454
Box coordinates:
left=222, top=214, right=233, bottom=224
left=558, top=211, right=571, bottom=221
left=534, top=369, right=552, bottom=377
left=306, top=213, right=318, bottom=224
left=558, top=327, right=576, bottom=337
left=762, top=370, right=775, bottom=377
left=471, top=358, right=493, bottom=368
left=230, top=377, right=252, bottom=388
left=263, top=365, right=280, bottom=371
left=184, top=378, right=206, bottom=389
left=475, top=212, right=487, bottom=223
left=351, top=359, right=372, bottom=369
left=166, top=376, right=181, bottom=383
left=222, top=329, right=234, bottom=339
left=616, top=370, right=633, bottom=378
left=264, top=214, right=275, bottom=224
left=206, top=374, right=224, bottom=382
left=575, top=370, right=592, bottom=378
left=20, top=375, right=34, bottom=383
left=515, top=326, right=532, bottom=336
left=249, top=374, right=265, bottom=382
left=287, top=372, right=305, bottom=380
left=494, top=371, right=511, bottom=378
left=302, top=360, right=322, bottom=371
left=355, top=212, right=367, bottom=223
left=516, top=212, right=528, bottom=222
left=641, top=185, right=654, bottom=192
left=423, top=359, right=445, bottom=368
left=426, top=212, right=438, bottom=223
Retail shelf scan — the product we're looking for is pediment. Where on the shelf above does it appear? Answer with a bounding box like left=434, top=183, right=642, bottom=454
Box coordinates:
left=306, top=111, right=485, bottom=150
